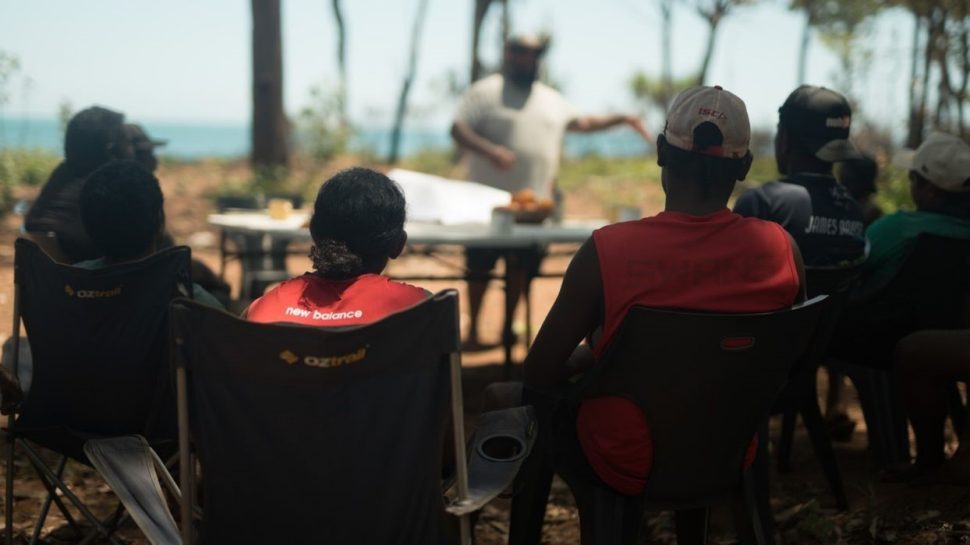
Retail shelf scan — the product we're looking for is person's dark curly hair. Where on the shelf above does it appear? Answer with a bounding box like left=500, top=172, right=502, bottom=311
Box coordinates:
left=309, top=167, right=406, bottom=279
left=65, top=106, right=128, bottom=177
left=80, top=160, right=164, bottom=260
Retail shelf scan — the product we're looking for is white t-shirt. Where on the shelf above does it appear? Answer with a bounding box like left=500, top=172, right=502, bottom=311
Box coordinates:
left=455, top=74, right=579, bottom=197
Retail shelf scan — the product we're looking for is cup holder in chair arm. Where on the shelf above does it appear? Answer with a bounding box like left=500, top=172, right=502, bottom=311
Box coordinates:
left=446, top=406, right=537, bottom=516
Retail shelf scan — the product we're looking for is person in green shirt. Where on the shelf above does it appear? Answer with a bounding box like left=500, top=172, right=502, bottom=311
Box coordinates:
left=77, top=160, right=224, bottom=308
left=854, top=132, right=970, bottom=301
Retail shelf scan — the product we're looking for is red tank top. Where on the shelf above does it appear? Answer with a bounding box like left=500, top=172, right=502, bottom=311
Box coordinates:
left=578, top=209, right=799, bottom=495
left=247, top=274, right=428, bottom=327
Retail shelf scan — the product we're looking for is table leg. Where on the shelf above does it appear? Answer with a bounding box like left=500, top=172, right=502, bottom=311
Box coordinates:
left=502, top=252, right=517, bottom=378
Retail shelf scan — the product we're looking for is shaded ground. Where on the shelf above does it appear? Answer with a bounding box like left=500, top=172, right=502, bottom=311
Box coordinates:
left=2, top=160, right=970, bottom=543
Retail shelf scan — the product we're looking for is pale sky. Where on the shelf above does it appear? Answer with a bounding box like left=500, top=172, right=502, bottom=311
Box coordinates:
left=0, top=0, right=913, bottom=135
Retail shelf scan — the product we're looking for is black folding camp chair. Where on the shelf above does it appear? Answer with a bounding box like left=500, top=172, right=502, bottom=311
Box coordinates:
left=512, top=297, right=827, bottom=545
left=2, top=238, right=192, bottom=545
left=159, top=291, right=528, bottom=545
left=838, top=234, right=970, bottom=467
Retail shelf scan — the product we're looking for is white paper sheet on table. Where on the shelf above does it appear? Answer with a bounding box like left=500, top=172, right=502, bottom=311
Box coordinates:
left=387, top=168, right=511, bottom=225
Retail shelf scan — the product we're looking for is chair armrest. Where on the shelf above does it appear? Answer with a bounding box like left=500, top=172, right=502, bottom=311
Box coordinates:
left=446, top=406, right=537, bottom=516
left=84, top=436, right=182, bottom=545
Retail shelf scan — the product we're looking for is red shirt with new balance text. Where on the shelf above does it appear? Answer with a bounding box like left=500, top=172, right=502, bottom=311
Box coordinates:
left=579, top=209, right=800, bottom=495
left=246, top=273, right=428, bottom=326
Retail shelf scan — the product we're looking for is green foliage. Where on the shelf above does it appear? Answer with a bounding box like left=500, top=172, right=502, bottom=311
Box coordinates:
left=0, top=148, right=59, bottom=213
left=0, top=148, right=59, bottom=187
left=57, top=100, right=74, bottom=139
left=297, top=85, right=353, bottom=164
left=629, top=72, right=697, bottom=114
left=0, top=52, right=21, bottom=109
left=873, top=163, right=914, bottom=214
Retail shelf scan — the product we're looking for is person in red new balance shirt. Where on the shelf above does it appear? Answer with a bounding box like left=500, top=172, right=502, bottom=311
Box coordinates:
left=500, top=86, right=807, bottom=545
left=247, top=167, right=428, bottom=326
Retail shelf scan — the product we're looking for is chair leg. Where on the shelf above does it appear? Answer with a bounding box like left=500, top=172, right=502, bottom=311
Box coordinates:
left=5, top=433, right=15, bottom=545
left=948, top=382, right=966, bottom=436
left=750, top=421, right=776, bottom=544
left=25, top=452, right=82, bottom=535
left=20, top=443, right=123, bottom=545
left=29, top=455, right=68, bottom=545
left=674, top=508, right=709, bottom=545
left=799, top=398, right=849, bottom=510
left=743, top=471, right=768, bottom=545
left=777, top=410, right=797, bottom=473
left=848, top=365, right=895, bottom=468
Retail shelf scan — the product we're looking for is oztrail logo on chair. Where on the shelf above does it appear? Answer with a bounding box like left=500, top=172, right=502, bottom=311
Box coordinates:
left=278, top=346, right=368, bottom=368
left=63, top=284, right=123, bottom=299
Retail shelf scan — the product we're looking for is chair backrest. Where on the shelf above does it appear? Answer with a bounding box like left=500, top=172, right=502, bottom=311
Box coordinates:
left=575, top=297, right=826, bottom=506
left=18, top=232, right=70, bottom=264
left=878, top=233, right=970, bottom=329
left=13, top=239, right=193, bottom=444
left=170, top=292, right=461, bottom=545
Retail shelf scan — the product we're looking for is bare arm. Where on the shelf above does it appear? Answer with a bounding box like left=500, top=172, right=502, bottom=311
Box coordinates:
left=786, top=232, right=808, bottom=304
left=523, top=238, right=604, bottom=388
left=567, top=114, right=653, bottom=141
left=450, top=121, right=516, bottom=171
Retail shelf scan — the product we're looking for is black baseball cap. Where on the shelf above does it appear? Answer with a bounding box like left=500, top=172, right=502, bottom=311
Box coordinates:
left=779, top=85, right=861, bottom=162
left=125, top=123, right=167, bottom=150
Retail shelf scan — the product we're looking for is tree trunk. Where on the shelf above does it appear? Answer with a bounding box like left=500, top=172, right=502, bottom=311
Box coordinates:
left=388, top=0, right=432, bottom=164
left=957, top=3, right=969, bottom=138
left=906, top=11, right=924, bottom=148
left=470, top=0, right=494, bottom=83
left=332, top=0, right=348, bottom=125
left=251, top=0, right=289, bottom=168
left=660, top=0, right=673, bottom=107
left=797, top=8, right=811, bottom=85
left=696, top=19, right=721, bottom=86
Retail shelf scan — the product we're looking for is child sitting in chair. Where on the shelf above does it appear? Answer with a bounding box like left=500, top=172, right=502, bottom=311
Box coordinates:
left=247, top=167, right=427, bottom=325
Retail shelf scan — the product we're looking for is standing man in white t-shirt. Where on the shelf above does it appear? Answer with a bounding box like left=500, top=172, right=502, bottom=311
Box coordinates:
left=452, top=34, right=652, bottom=350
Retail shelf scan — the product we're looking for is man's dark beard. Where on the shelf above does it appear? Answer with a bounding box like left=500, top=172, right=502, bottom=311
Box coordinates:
left=506, top=68, right=537, bottom=87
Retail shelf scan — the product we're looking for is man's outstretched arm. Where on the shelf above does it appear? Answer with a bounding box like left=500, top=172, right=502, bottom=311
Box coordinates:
left=567, top=114, right=652, bottom=141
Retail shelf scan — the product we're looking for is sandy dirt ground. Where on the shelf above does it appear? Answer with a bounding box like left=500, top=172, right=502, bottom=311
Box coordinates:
left=2, top=161, right=970, bottom=544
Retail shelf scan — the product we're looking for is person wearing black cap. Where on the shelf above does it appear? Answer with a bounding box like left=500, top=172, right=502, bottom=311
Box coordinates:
left=125, top=123, right=167, bottom=173
left=734, top=85, right=867, bottom=267
left=25, top=106, right=135, bottom=263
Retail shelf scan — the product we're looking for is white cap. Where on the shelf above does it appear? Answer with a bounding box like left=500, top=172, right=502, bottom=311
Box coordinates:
left=911, top=132, right=970, bottom=192
left=663, top=85, right=750, bottom=159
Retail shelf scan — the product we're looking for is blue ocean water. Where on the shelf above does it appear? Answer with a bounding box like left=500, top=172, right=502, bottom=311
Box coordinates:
left=0, top=116, right=651, bottom=159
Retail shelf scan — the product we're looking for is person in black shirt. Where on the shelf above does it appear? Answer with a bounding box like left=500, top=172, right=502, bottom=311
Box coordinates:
left=25, top=106, right=134, bottom=262
left=734, top=86, right=867, bottom=439
left=734, top=85, right=866, bottom=267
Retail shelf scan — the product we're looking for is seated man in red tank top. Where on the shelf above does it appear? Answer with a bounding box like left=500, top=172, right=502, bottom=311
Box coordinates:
left=247, top=167, right=427, bottom=325
left=502, top=86, right=806, bottom=545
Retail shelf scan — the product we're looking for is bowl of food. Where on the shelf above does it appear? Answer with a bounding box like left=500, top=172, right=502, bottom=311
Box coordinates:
left=494, top=189, right=555, bottom=224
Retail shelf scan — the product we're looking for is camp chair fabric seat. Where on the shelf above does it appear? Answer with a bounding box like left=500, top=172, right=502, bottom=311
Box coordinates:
left=84, top=435, right=182, bottom=545
left=169, top=292, right=494, bottom=545
left=4, top=239, right=193, bottom=545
